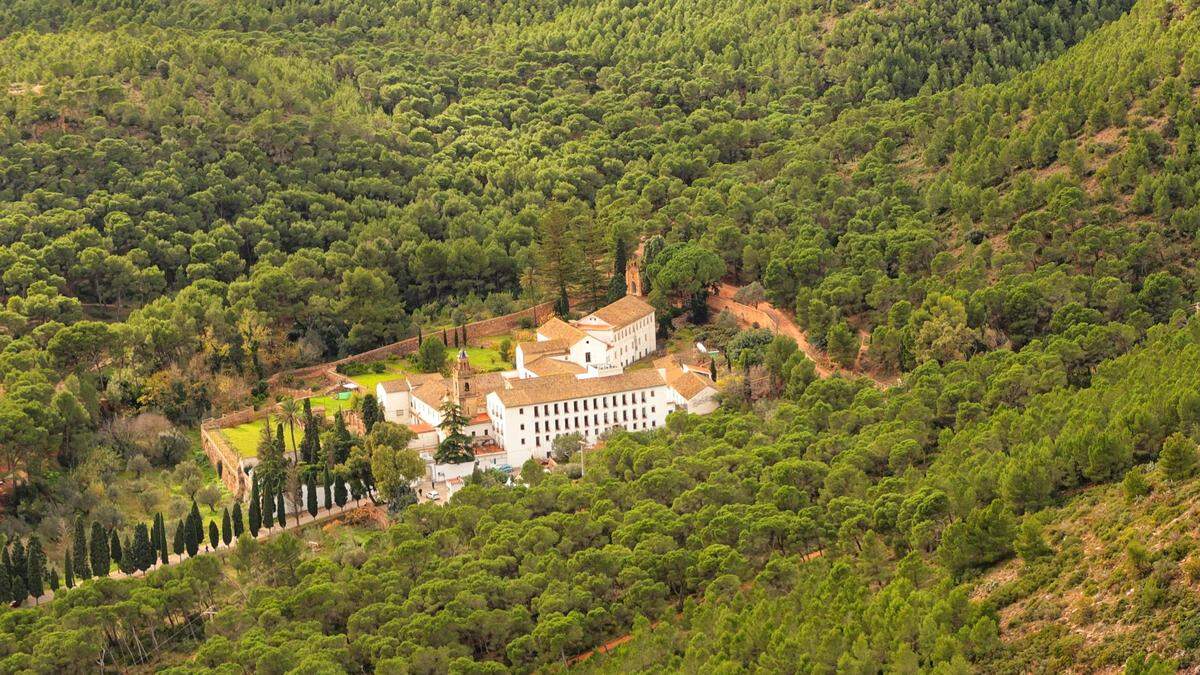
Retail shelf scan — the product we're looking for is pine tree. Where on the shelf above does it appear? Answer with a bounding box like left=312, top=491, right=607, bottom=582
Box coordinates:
left=1160, top=432, right=1198, bottom=480
left=133, top=524, right=153, bottom=572
left=71, top=516, right=91, bottom=580
left=221, top=508, right=233, bottom=546
left=25, top=536, right=45, bottom=603
left=306, top=472, right=318, bottom=517
left=607, top=236, right=627, bottom=303
left=171, top=520, right=184, bottom=556
left=232, top=501, right=245, bottom=538
left=89, top=522, right=110, bottom=577
left=64, top=552, right=74, bottom=589
left=276, top=490, right=287, bottom=528
left=208, top=521, right=219, bottom=551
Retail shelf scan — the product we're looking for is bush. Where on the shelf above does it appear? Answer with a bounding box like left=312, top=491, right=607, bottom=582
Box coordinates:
left=154, top=431, right=192, bottom=467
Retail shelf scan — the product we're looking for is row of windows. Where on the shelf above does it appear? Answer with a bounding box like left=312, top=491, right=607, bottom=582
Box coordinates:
left=521, top=389, right=655, bottom=418
left=531, top=406, right=654, bottom=433
left=529, top=418, right=658, bottom=448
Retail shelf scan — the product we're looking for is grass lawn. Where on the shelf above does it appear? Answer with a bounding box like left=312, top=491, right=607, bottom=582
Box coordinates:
left=220, top=393, right=361, bottom=458
left=346, top=356, right=413, bottom=390
left=465, top=346, right=512, bottom=372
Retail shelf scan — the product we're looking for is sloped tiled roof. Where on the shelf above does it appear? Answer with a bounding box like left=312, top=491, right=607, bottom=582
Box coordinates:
left=411, top=380, right=448, bottom=408
left=655, top=355, right=716, bottom=400
left=587, top=295, right=654, bottom=329
left=525, top=358, right=587, bottom=377
left=378, top=378, right=407, bottom=394
left=537, top=317, right=589, bottom=345
left=518, top=339, right=569, bottom=357
left=494, top=370, right=666, bottom=406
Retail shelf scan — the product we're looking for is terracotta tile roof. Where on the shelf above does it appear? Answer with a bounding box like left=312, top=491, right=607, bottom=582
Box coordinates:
left=469, top=412, right=491, bottom=424
left=525, top=358, right=586, bottom=377
left=519, top=339, right=569, bottom=357
left=406, top=372, right=444, bottom=387
left=537, top=317, right=588, bottom=345
left=469, top=372, right=507, bottom=397
left=411, top=380, right=448, bottom=408
left=475, top=445, right=505, bottom=456
left=669, top=370, right=715, bottom=400
left=494, top=370, right=666, bottom=406
left=586, top=295, right=654, bottom=329
left=408, top=422, right=435, bottom=434
left=378, top=378, right=407, bottom=394
left=655, top=355, right=716, bottom=400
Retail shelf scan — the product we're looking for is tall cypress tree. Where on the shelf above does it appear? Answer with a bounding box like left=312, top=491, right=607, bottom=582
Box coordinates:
left=208, top=521, right=219, bottom=551
left=556, top=282, right=570, bottom=317
left=0, top=568, right=11, bottom=605
left=155, top=513, right=169, bottom=566
left=276, top=490, right=287, bottom=529
left=108, top=531, right=123, bottom=571
left=48, top=568, right=59, bottom=593
left=71, top=516, right=90, bottom=580
left=119, top=536, right=136, bottom=574
left=232, top=501, right=245, bottom=538
left=10, top=540, right=27, bottom=590
left=63, top=552, right=74, bottom=589
left=25, top=536, right=45, bottom=603
left=361, top=394, right=381, bottom=434
left=133, top=524, right=153, bottom=572
left=334, top=474, right=348, bottom=508
left=89, top=522, right=110, bottom=577
left=249, top=493, right=262, bottom=536
left=261, top=481, right=275, bottom=529
left=8, top=561, right=26, bottom=604
left=188, top=501, right=204, bottom=547
left=221, top=508, right=232, bottom=546
left=184, top=519, right=199, bottom=558
left=323, top=468, right=333, bottom=510
left=172, top=520, right=186, bottom=556
left=306, top=472, right=318, bottom=517
left=109, top=529, right=122, bottom=567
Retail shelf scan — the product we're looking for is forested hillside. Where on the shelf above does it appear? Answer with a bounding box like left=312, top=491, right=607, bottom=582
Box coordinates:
left=3, top=0, right=1200, bottom=672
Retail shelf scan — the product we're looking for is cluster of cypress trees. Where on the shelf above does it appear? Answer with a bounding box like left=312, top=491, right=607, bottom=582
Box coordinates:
left=4, top=469, right=357, bottom=607
left=0, top=535, right=49, bottom=606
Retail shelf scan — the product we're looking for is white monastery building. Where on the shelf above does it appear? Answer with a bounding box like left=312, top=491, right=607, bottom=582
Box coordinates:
left=375, top=295, right=718, bottom=489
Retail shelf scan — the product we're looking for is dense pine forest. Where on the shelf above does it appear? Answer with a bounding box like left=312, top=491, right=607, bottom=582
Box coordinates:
left=4, top=0, right=1200, bottom=672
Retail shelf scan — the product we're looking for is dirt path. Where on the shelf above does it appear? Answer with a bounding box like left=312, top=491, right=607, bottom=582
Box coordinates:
left=22, top=500, right=367, bottom=607
left=709, top=283, right=899, bottom=388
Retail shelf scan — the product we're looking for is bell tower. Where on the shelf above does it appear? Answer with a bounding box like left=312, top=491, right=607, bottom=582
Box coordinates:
left=452, top=348, right=474, bottom=409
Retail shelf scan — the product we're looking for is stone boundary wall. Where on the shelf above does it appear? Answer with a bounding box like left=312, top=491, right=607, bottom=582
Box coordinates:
left=200, top=425, right=248, bottom=498
left=708, top=294, right=780, bottom=332
left=269, top=300, right=554, bottom=385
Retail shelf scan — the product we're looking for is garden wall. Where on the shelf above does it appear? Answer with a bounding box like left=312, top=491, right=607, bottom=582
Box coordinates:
left=269, top=300, right=554, bottom=385
left=200, top=424, right=248, bottom=498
